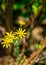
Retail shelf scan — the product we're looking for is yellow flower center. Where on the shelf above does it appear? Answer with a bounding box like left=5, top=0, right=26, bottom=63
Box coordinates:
left=4, top=39, right=10, bottom=44
left=8, top=34, right=13, bottom=38
left=15, top=28, right=27, bottom=38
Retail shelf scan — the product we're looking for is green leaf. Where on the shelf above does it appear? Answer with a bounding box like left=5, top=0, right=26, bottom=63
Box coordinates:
left=39, top=0, right=42, bottom=4
left=32, top=5, right=38, bottom=15
left=13, top=4, right=20, bottom=10
left=43, top=6, right=46, bottom=13
left=1, top=3, right=6, bottom=11
left=13, top=3, right=25, bottom=10
left=36, top=44, right=42, bottom=49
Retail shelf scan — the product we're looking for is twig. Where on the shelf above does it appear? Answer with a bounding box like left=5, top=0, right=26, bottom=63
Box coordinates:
left=31, top=55, right=46, bottom=65
left=23, top=38, right=46, bottom=65
left=23, top=46, right=45, bottom=65
left=37, top=56, right=46, bottom=62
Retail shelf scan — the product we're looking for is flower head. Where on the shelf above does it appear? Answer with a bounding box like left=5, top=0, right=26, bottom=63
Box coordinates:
left=19, top=20, right=26, bottom=25
left=6, top=31, right=16, bottom=41
left=1, top=38, right=13, bottom=48
left=15, top=28, right=27, bottom=39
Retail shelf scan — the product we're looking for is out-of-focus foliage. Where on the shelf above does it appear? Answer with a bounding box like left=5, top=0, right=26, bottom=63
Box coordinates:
left=36, top=43, right=42, bottom=49
left=1, top=3, right=6, bottom=11
left=0, top=0, right=46, bottom=18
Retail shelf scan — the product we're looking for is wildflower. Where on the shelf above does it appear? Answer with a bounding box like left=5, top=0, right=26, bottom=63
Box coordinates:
left=15, top=28, right=27, bottom=39
left=19, top=20, right=26, bottom=25
left=1, top=38, right=13, bottom=48
left=6, top=31, right=16, bottom=40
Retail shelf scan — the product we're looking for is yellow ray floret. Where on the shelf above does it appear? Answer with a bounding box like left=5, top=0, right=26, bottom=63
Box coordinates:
left=1, top=38, right=13, bottom=48
left=6, top=31, right=16, bottom=40
left=19, top=20, right=26, bottom=25
left=15, top=28, right=27, bottom=39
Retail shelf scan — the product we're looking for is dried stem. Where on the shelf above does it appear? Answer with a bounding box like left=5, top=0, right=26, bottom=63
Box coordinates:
left=23, top=38, right=46, bottom=65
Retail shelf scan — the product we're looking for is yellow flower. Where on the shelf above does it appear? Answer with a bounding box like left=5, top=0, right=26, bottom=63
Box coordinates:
left=1, top=38, right=13, bottom=48
left=19, top=20, right=26, bottom=25
left=6, top=31, right=16, bottom=40
left=15, top=28, right=27, bottom=39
